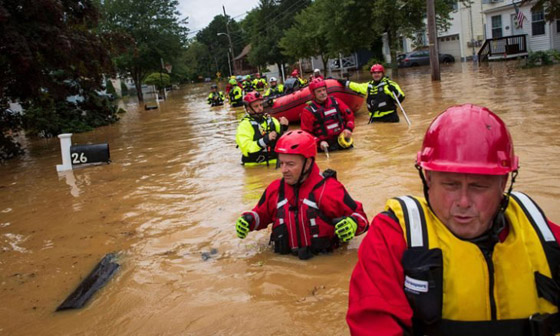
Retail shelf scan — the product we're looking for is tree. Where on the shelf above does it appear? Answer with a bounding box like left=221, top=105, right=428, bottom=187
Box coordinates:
left=193, top=14, right=246, bottom=79
left=0, top=0, right=116, bottom=159
left=521, top=0, right=560, bottom=21
left=244, top=0, right=311, bottom=72
left=97, top=0, right=189, bottom=101
left=369, top=0, right=456, bottom=66
left=280, top=1, right=334, bottom=72
left=144, top=72, right=171, bottom=89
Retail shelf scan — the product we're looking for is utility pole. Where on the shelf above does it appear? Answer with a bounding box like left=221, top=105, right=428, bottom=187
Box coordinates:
left=426, top=0, right=441, bottom=81
left=223, top=5, right=237, bottom=75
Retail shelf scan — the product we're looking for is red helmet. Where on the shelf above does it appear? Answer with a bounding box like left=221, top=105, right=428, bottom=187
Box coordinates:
left=309, top=78, right=327, bottom=93
left=275, top=130, right=317, bottom=159
left=243, top=91, right=263, bottom=105
left=370, top=64, right=385, bottom=73
left=417, top=104, right=518, bottom=175
left=291, top=69, right=299, bottom=77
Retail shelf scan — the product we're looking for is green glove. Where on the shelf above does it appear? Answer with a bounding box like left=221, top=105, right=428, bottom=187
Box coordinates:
left=335, top=217, right=358, bottom=243
left=236, top=215, right=251, bottom=239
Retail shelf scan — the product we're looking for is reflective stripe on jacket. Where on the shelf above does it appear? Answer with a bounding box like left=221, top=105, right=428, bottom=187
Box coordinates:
left=301, top=96, right=355, bottom=146
left=235, top=115, right=282, bottom=165
left=384, top=193, right=559, bottom=332
left=242, top=164, right=368, bottom=257
left=348, top=77, right=404, bottom=118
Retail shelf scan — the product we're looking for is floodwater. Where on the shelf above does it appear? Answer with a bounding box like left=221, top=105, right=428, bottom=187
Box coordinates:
left=1, top=61, right=560, bottom=335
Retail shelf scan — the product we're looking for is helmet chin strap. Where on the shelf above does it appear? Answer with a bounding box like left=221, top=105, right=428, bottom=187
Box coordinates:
left=295, top=157, right=315, bottom=187
left=416, top=164, right=519, bottom=242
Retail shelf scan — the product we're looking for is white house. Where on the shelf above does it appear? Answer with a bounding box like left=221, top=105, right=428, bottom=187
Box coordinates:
left=482, top=0, right=560, bottom=53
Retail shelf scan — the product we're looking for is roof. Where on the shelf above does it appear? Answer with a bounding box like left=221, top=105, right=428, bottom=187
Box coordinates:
left=234, top=44, right=251, bottom=61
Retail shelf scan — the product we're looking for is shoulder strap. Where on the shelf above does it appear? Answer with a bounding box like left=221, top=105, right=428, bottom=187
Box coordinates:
left=394, top=196, right=429, bottom=249
left=510, top=191, right=556, bottom=243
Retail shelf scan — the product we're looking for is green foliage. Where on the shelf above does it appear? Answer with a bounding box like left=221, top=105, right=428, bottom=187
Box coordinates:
left=190, top=14, right=246, bottom=79
left=0, top=0, right=115, bottom=160
left=361, top=58, right=389, bottom=71
left=97, top=0, right=189, bottom=100
left=144, top=73, right=171, bottom=89
left=523, top=50, right=560, bottom=68
left=521, top=0, right=560, bottom=21
left=106, top=80, right=117, bottom=96
left=120, top=81, right=128, bottom=96
left=245, top=0, right=311, bottom=68
left=23, top=92, right=119, bottom=138
left=0, top=98, right=24, bottom=162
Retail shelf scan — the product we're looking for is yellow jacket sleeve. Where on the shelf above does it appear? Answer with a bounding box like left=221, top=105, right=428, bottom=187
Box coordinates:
left=235, top=119, right=263, bottom=156
left=348, top=81, right=369, bottom=95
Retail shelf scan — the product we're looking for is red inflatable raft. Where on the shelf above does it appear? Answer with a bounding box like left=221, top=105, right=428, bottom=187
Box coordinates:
left=264, top=79, right=364, bottom=123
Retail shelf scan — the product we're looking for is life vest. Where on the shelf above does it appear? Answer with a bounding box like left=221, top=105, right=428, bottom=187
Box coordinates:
left=229, top=86, right=243, bottom=106
left=366, top=78, right=396, bottom=118
left=208, top=92, right=224, bottom=106
left=385, top=192, right=560, bottom=336
left=271, top=169, right=338, bottom=260
left=240, top=116, right=278, bottom=165
left=265, top=85, right=284, bottom=98
left=242, top=80, right=253, bottom=92
left=305, top=97, right=345, bottom=142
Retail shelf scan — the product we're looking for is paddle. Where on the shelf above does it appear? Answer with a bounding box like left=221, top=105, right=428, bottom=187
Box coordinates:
left=391, top=91, right=411, bottom=127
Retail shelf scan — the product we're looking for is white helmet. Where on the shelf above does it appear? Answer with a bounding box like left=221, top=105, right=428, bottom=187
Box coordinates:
left=269, top=77, right=277, bottom=83
left=313, top=68, right=321, bottom=74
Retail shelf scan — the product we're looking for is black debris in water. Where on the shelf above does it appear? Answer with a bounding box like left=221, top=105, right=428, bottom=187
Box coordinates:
left=56, top=253, right=120, bottom=311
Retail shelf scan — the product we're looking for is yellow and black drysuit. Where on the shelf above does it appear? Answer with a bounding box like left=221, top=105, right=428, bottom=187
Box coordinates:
left=229, top=85, right=243, bottom=107
left=346, top=77, right=404, bottom=123
left=252, top=78, right=267, bottom=92
left=207, top=91, right=225, bottom=106
left=235, top=114, right=287, bottom=166
left=380, top=192, right=560, bottom=336
left=264, top=84, right=285, bottom=98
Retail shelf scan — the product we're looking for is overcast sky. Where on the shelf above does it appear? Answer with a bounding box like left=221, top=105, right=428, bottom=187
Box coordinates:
left=178, top=0, right=261, bottom=36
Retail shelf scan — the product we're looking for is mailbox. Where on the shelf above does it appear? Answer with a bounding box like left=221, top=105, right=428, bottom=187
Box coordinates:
left=70, top=143, right=110, bottom=166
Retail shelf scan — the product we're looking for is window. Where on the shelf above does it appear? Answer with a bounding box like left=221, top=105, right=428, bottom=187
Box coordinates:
left=532, top=10, right=545, bottom=36
left=492, top=15, right=503, bottom=38
left=557, top=19, right=560, bottom=33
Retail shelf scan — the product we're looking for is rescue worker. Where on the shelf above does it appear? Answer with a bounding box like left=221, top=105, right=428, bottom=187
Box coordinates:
left=242, top=74, right=253, bottom=93
left=263, top=77, right=285, bottom=99
left=309, top=68, right=323, bottom=81
left=338, top=64, right=405, bottom=123
left=347, top=104, right=560, bottom=336
left=235, top=91, right=289, bottom=166
left=225, top=75, right=236, bottom=94
left=252, top=73, right=267, bottom=93
left=235, top=130, right=369, bottom=260
left=228, top=78, right=243, bottom=108
left=207, top=84, right=225, bottom=106
left=301, top=78, right=355, bottom=152
left=291, top=69, right=307, bottom=87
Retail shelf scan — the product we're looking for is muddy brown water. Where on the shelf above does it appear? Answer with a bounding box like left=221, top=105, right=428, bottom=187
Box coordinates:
left=1, top=62, right=559, bottom=335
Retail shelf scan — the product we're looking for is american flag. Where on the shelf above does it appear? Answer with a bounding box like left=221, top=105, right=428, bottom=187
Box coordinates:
left=513, top=2, right=526, bottom=29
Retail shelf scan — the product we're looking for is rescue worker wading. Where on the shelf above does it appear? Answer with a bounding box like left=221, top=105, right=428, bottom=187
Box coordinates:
left=301, top=78, right=355, bottom=152
left=207, top=84, right=225, bottom=106
left=235, top=130, right=369, bottom=260
left=242, top=75, right=253, bottom=93
left=339, top=64, right=405, bottom=123
left=228, top=78, right=243, bottom=107
left=252, top=73, right=267, bottom=93
left=347, top=104, right=560, bottom=336
left=263, top=77, right=285, bottom=99
left=235, top=92, right=288, bottom=166
left=291, top=69, right=307, bottom=87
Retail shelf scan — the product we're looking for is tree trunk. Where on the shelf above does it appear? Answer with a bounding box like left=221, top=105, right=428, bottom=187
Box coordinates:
left=320, top=54, right=329, bottom=77
left=133, top=67, right=143, bottom=102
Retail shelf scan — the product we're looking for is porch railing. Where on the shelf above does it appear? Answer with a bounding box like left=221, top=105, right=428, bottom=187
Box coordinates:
left=478, top=34, right=527, bottom=62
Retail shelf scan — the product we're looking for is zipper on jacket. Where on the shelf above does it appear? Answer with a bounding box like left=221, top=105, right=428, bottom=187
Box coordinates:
left=481, top=248, right=497, bottom=320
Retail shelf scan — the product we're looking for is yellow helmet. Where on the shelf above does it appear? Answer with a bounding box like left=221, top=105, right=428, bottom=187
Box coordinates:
left=338, top=133, right=353, bottom=148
